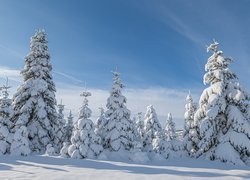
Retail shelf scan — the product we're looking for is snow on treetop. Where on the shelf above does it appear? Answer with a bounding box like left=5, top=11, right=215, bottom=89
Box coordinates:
left=167, top=113, right=172, bottom=120
left=111, top=71, right=120, bottom=76
left=33, top=29, right=47, bottom=41
left=206, top=39, right=219, bottom=53
left=186, top=91, right=192, bottom=101
left=111, top=71, right=125, bottom=89
left=80, top=91, right=91, bottom=106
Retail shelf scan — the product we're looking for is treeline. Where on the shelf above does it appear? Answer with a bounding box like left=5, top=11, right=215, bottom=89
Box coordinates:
left=0, top=30, right=250, bottom=166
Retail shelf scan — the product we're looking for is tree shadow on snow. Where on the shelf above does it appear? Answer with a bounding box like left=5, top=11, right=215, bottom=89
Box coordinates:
left=1, top=155, right=250, bottom=179
left=0, top=155, right=67, bottom=173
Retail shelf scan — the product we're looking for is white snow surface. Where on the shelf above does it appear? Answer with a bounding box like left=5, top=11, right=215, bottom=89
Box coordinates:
left=0, top=155, right=249, bottom=180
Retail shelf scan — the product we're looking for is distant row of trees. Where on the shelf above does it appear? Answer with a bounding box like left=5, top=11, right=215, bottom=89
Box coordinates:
left=0, top=30, right=250, bottom=166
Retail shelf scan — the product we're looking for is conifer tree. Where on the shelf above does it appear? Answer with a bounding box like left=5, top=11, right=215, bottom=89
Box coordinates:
left=65, top=110, right=74, bottom=143
left=164, top=113, right=176, bottom=141
left=143, top=105, right=162, bottom=152
left=135, top=112, right=144, bottom=140
left=156, top=113, right=184, bottom=159
left=0, top=78, right=14, bottom=129
left=54, top=100, right=67, bottom=151
left=103, top=71, right=134, bottom=151
left=57, top=100, right=66, bottom=125
left=194, top=40, right=250, bottom=165
left=12, top=30, right=62, bottom=153
left=0, top=79, right=13, bottom=155
left=95, top=107, right=107, bottom=142
left=183, top=92, right=199, bottom=156
left=67, top=91, right=103, bottom=159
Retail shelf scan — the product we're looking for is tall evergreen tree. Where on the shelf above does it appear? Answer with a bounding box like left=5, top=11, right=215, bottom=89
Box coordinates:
left=156, top=113, right=185, bottom=159
left=143, top=105, right=162, bottom=152
left=57, top=100, right=66, bottom=124
left=103, top=71, right=134, bottom=151
left=183, top=93, right=199, bottom=156
left=55, top=100, right=67, bottom=151
left=95, top=107, right=107, bottom=142
left=12, top=30, right=62, bottom=153
left=67, top=91, right=103, bottom=159
left=164, top=113, right=176, bottom=141
left=65, top=110, right=74, bottom=143
left=194, top=40, right=250, bottom=165
left=0, top=79, right=13, bottom=155
left=0, top=78, right=14, bottom=129
left=135, top=112, right=144, bottom=140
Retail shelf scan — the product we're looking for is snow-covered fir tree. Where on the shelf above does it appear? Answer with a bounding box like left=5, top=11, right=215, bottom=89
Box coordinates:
left=0, top=80, right=13, bottom=155
left=10, top=126, right=30, bottom=156
left=57, top=100, right=66, bottom=124
left=0, top=79, right=14, bottom=129
left=183, top=92, right=199, bottom=156
left=65, top=110, right=74, bottom=143
left=164, top=113, right=176, bottom=141
left=143, top=105, right=162, bottom=152
left=95, top=107, right=107, bottom=142
left=66, top=91, right=103, bottom=159
left=55, top=100, right=67, bottom=150
left=12, top=30, right=63, bottom=153
left=103, top=71, right=134, bottom=152
left=194, top=40, right=250, bottom=165
left=154, top=113, right=185, bottom=159
left=135, top=112, right=144, bottom=140
left=130, top=113, right=143, bottom=150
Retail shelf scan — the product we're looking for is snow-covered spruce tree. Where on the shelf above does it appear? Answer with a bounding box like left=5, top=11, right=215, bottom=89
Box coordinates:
left=57, top=100, right=66, bottom=125
left=130, top=113, right=143, bottom=149
left=129, top=112, right=149, bottom=163
left=65, top=110, right=74, bottom=143
left=103, top=71, right=134, bottom=152
left=12, top=30, right=62, bottom=153
left=55, top=100, right=67, bottom=150
left=0, top=79, right=14, bottom=130
left=143, top=105, right=163, bottom=152
left=67, top=91, right=103, bottom=159
left=155, top=113, right=185, bottom=159
left=0, top=81, right=14, bottom=155
left=95, top=107, right=107, bottom=142
left=135, top=112, right=144, bottom=140
left=164, top=113, right=176, bottom=141
left=194, top=40, right=250, bottom=165
left=183, top=93, right=199, bottom=156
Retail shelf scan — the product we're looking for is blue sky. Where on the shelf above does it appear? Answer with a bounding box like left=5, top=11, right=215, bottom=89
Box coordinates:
left=0, top=0, right=250, bottom=127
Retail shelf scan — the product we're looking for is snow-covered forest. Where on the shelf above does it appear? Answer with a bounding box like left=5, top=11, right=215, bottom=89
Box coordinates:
left=1, top=30, right=250, bottom=179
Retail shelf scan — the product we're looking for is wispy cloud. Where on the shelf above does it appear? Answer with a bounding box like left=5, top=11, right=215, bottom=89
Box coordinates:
left=161, top=11, right=206, bottom=46
left=53, top=71, right=85, bottom=85
left=0, top=44, right=24, bottom=59
left=0, top=66, right=21, bottom=82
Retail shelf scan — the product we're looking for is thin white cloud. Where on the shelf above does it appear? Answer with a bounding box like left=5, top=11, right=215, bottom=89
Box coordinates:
left=0, top=44, right=24, bottom=59
left=53, top=71, right=85, bottom=84
left=0, top=66, right=22, bottom=82
left=164, top=13, right=206, bottom=46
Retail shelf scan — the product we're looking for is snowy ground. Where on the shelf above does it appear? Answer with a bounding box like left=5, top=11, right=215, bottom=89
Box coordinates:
left=0, top=155, right=250, bottom=180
